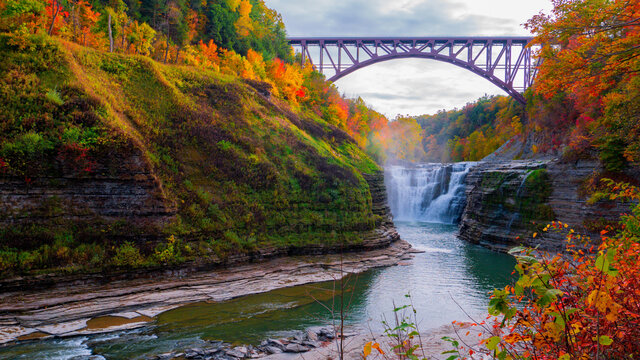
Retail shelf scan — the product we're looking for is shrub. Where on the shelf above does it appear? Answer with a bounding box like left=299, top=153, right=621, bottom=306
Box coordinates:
left=458, top=180, right=640, bottom=359
left=599, top=137, right=628, bottom=172
left=112, top=242, right=144, bottom=267
left=152, top=235, right=184, bottom=265
left=45, top=88, right=63, bottom=105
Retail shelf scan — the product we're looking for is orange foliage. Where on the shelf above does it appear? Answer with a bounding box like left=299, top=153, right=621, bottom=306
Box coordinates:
left=45, top=0, right=68, bottom=35
left=526, top=0, right=640, bottom=161
left=267, top=58, right=304, bottom=104
left=69, top=0, right=100, bottom=46
left=234, top=0, right=253, bottom=37
left=198, top=39, right=220, bottom=70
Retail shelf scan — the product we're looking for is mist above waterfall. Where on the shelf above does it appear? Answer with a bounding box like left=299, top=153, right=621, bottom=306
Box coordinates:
left=385, top=163, right=475, bottom=224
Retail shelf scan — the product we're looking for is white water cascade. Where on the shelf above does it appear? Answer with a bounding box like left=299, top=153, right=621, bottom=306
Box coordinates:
left=385, top=163, right=476, bottom=224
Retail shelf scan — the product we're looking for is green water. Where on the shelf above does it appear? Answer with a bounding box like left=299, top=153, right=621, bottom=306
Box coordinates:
left=0, top=222, right=516, bottom=359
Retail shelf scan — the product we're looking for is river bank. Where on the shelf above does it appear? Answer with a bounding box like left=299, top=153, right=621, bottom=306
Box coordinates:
left=0, top=239, right=414, bottom=346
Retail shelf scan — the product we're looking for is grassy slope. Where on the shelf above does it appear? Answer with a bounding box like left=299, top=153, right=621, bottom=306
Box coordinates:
left=0, top=34, right=381, bottom=276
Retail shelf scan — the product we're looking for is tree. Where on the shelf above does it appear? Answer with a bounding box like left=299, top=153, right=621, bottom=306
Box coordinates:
left=198, top=38, right=220, bottom=69
left=206, top=1, right=237, bottom=52
left=526, top=0, right=640, bottom=162
left=99, top=0, right=127, bottom=52
left=46, top=0, right=68, bottom=35
left=234, top=0, right=252, bottom=37
left=0, top=0, right=46, bottom=32
left=69, top=0, right=99, bottom=46
left=160, top=0, right=188, bottom=63
left=128, top=20, right=155, bottom=55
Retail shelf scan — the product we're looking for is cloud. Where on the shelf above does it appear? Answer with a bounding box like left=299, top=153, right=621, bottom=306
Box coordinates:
left=335, top=58, right=501, bottom=116
left=267, top=0, right=523, bottom=37
left=356, top=92, right=426, bottom=101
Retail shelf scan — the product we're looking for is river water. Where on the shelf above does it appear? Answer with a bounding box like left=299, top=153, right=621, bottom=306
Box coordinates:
left=0, top=164, right=516, bottom=359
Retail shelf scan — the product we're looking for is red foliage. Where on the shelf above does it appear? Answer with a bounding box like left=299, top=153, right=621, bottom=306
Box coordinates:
left=57, top=143, right=96, bottom=174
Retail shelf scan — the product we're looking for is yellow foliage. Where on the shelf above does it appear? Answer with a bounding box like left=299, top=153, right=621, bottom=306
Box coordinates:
left=246, top=49, right=266, bottom=79
left=235, top=0, right=253, bottom=37
left=226, top=0, right=240, bottom=11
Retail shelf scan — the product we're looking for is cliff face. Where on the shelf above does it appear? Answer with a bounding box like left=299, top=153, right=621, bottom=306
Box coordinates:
left=0, top=150, right=176, bottom=239
left=362, top=172, right=401, bottom=249
left=0, top=37, right=400, bottom=279
left=459, top=159, right=637, bottom=252
left=0, top=170, right=400, bottom=291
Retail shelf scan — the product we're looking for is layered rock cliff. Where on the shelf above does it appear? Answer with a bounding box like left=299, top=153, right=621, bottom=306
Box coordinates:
left=0, top=36, right=401, bottom=280
left=459, top=159, right=638, bottom=252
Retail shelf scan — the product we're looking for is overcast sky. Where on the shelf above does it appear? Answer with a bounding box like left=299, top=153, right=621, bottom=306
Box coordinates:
left=264, top=0, right=552, bottom=117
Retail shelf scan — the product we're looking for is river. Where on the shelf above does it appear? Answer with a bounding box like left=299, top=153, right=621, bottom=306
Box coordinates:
left=0, top=163, right=515, bottom=359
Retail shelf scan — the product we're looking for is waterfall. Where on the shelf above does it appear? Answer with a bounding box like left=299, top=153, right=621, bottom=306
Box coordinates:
left=385, top=163, right=476, bottom=224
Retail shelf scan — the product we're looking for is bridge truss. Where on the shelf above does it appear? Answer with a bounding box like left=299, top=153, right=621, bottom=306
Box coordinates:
left=288, top=37, right=540, bottom=104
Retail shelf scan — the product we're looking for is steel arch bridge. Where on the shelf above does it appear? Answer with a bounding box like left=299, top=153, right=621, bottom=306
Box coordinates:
left=288, top=37, right=539, bottom=104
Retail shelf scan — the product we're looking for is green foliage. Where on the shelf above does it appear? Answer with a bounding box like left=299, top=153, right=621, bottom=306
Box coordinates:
left=112, top=242, right=144, bottom=267
left=152, top=235, right=184, bottom=265
left=416, top=95, right=525, bottom=162
left=598, top=136, right=628, bottom=172
left=45, top=87, right=64, bottom=105
left=374, top=294, right=427, bottom=360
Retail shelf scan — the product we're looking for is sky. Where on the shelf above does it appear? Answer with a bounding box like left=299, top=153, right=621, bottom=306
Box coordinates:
left=264, top=0, right=553, bottom=118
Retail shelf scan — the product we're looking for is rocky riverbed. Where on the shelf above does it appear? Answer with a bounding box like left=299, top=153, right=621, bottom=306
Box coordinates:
left=143, top=322, right=485, bottom=360
left=0, top=239, right=414, bottom=346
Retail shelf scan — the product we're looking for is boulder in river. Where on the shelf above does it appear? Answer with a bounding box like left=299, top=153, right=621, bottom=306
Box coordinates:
left=285, top=343, right=309, bottom=353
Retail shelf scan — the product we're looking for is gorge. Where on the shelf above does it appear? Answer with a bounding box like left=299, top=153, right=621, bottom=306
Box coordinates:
left=0, top=162, right=518, bottom=359
left=1, top=157, right=636, bottom=359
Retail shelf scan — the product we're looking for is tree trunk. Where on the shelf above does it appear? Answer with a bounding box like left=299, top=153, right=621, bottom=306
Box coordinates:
left=121, top=20, right=128, bottom=51
left=108, top=13, right=114, bottom=53
left=71, top=3, right=77, bottom=41
left=175, top=46, right=181, bottom=64
left=164, top=40, right=170, bottom=63
left=48, top=0, right=60, bottom=35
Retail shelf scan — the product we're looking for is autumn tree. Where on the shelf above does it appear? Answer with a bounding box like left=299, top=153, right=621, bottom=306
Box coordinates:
left=198, top=38, right=220, bottom=69
left=127, top=20, right=155, bottom=55
left=385, top=116, right=427, bottom=162
left=0, top=0, right=46, bottom=32
left=266, top=58, right=304, bottom=104
left=526, top=0, right=640, bottom=164
left=46, top=0, right=68, bottom=35
left=234, top=0, right=252, bottom=37
left=68, top=0, right=99, bottom=46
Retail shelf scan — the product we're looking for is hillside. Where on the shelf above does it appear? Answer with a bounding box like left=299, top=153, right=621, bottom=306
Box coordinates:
left=415, top=95, right=525, bottom=162
left=0, top=34, right=396, bottom=277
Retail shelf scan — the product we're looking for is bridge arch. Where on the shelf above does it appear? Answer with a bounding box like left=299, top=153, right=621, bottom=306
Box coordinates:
left=288, top=37, right=539, bottom=105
